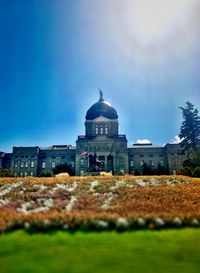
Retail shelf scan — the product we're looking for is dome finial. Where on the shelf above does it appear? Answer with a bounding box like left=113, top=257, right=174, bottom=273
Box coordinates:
left=99, top=89, right=104, bottom=101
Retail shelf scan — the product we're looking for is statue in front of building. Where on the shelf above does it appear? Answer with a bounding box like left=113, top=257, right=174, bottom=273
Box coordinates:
left=88, top=153, right=104, bottom=171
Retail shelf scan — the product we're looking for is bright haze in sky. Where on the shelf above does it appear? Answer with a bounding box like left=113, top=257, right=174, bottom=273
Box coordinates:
left=0, top=0, right=199, bottom=152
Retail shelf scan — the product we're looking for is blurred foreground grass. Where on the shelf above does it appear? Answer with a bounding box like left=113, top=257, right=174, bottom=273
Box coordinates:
left=0, top=229, right=200, bottom=273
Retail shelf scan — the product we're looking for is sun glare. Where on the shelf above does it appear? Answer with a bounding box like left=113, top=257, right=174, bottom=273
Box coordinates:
left=122, top=0, right=196, bottom=45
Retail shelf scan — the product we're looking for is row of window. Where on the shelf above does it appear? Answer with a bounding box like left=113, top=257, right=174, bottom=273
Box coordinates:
left=14, top=161, right=35, bottom=168
left=14, top=155, right=35, bottom=159
left=40, top=156, right=67, bottom=159
left=139, top=155, right=164, bottom=158
left=41, top=162, right=75, bottom=169
left=130, top=160, right=164, bottom=167
left=95, top=124, right=108, bottom=135
left=14, top=171, right=34, bottom=177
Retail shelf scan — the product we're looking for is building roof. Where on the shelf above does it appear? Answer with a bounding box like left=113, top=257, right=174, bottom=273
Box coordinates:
left=85, top=91, right=118, bottom=120
left=128, top=144, right=162, bottom=149
left=40, top=145, right=76, bottom=150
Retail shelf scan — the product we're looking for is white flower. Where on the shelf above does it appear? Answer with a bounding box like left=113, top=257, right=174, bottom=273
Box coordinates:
left=149, top=178, right=158, bottom=186
left=34, top=184, right=48, bottom=192
left=191, top=219, right=199, bottom=227
left=63, top=224, right=69, bottom=230
left=116, top=218, right=129, bottom=229
left=24, top=222, right=31, bottom=229
left=17, top=198, right=53, bottom=214
left=49, top=182, right=78, bottom=194
left=135, top=179, right=146, bottom=187
left=110, top=180, right=133, bottom=190
left=155, top=218, right=164, bottom=227
left=43, top=219, right=51, bottom=228
left=101, top=193, right=114, bottom=210
left=172, top=217, right=182, bottom=227
left=96, top=220, right=109, bottom=229
left=0, top=199, right=10, bottom=207
left=67, top=182, right=78, bottom=192
left=0, top=182, right=23, bottom=197
left=65, top=196, right=77, bottom=212
left=137, top=218, right=146, bottom=227
left=89, top=180, right=99, bottom=192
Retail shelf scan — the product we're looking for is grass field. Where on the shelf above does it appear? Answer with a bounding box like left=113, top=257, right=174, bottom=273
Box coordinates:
left=0, top=229, right=200, bottom=273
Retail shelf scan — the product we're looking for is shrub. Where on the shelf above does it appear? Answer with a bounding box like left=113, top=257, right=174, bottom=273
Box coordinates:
left=39, top=171, right=53, bottom=177
left=53, top=163, right=74, bottom=176
left=193, top=167, right=200, bottom=178
left=179, top=166, right=194, bottom=177
left=0, top=169, right=14, bottom=177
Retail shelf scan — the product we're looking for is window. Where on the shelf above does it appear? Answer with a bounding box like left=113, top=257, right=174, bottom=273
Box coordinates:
left=24, top=172, right=28, bottom=177
left=20, top=172, right=23, bottom=177
left=20, top=162, right=24, bottom=168
left=160, top=161, right=164, bottom=166
left=14, top=161, right=18, bottom=168
left=51, top=162, right=56, bottom=168
left=71, top=162, right=75, bottom=168
left=30, top=171, right=34, bottom=176
left=149, top=155, right=154, bottom=157
left=105, top=125, right=108, bottom=134
left=42, top=162, right=46, bottom=169
left=31, top=161, right=34, bottom=168
left=130, top=161, right=134, bottom=167
left=150, top=160, right=154, bottom=166
left=95, top=125, right=98, bottom=135
left=14, top=172, right=17, bottom=177
left=140, top=155, right=144, bottom=157
left=80, top=158, right=84, bottom=166
left=25, top=162, right=29, bottom=168
left=100, top=126, right=103, bottom=134
left=119, top=157, right=124, bottom=165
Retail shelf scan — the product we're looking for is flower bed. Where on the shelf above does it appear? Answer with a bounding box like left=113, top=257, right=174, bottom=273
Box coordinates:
left=0, top=176, right=200, bottom=232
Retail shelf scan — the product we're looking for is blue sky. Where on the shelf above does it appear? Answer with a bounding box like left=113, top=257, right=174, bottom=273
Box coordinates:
left=0, top=0, right=199, bottom=152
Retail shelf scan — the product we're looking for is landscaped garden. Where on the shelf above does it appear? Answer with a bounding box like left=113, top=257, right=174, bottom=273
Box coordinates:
left=0, top=175, right=200, bottom=273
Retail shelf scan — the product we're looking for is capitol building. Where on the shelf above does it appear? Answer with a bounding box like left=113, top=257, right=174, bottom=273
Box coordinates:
left=0, top=92, right=186, bottom=176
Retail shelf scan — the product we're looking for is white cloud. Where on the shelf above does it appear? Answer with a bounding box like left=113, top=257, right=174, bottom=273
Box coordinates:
left=171, top=135, right=182, bottom=144
left=135, top=139, right=151, bottom=144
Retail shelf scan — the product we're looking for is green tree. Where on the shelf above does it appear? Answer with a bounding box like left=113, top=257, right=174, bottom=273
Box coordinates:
left=0, top=169, right=14, bottom=177
left=179, top=101, right=200, bottom=152
left=53, top=163, right=74, bottom=176
left=39, top=171, right=53, bottom=177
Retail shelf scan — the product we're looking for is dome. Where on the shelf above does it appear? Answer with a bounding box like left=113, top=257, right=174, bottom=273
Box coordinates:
left=85, top=91, right=118, bottom=120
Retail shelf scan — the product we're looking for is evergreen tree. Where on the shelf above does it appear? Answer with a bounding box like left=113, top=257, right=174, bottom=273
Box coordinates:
left=179, top=101, right=200, bottom=151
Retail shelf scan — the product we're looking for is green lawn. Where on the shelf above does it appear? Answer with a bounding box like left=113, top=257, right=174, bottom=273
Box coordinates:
left=0, top=229, right=200, bottom=273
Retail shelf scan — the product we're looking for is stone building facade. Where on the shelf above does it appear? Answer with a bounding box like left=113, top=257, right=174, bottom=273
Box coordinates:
left=0, top=92, right=186, bottom=176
